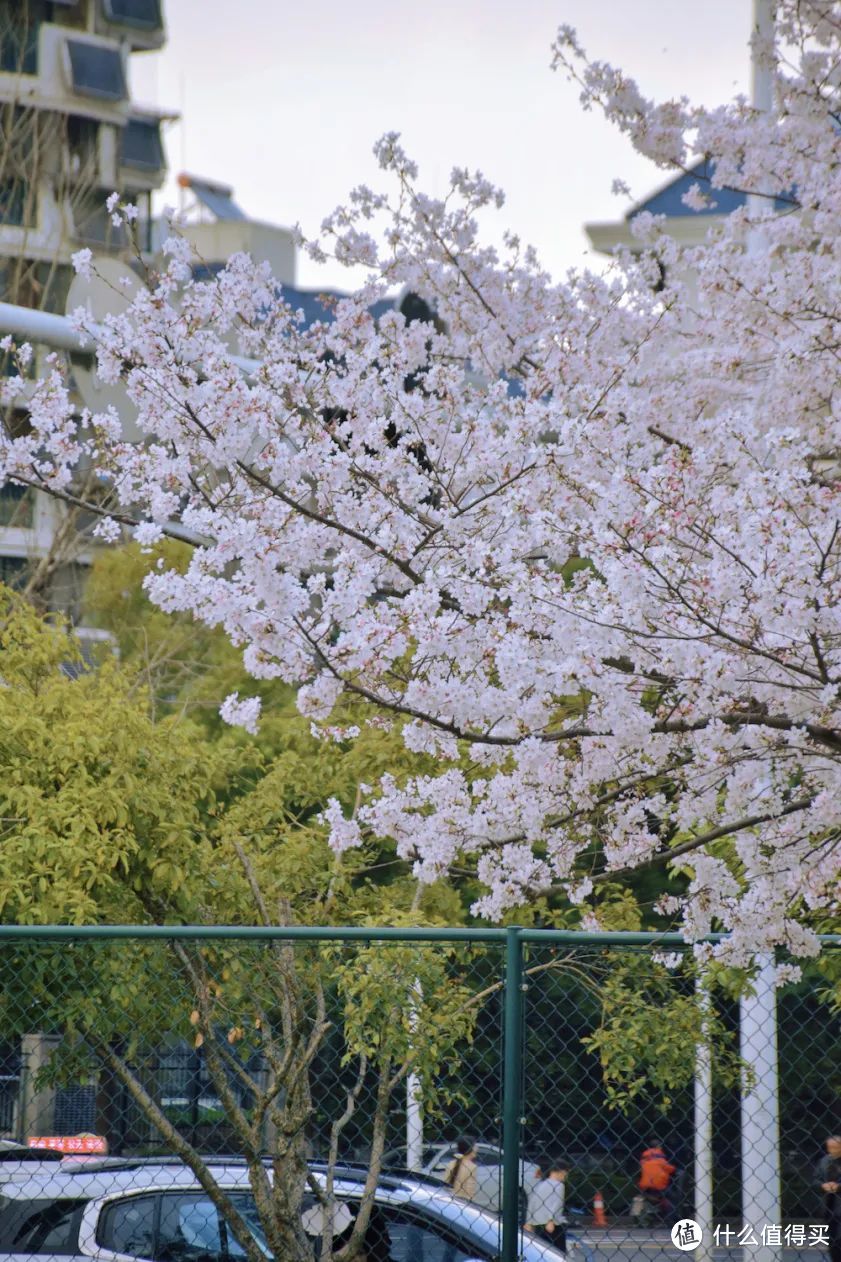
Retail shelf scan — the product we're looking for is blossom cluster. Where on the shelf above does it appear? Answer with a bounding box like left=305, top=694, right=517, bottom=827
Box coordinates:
left=3, top=2, right=840, bottom=956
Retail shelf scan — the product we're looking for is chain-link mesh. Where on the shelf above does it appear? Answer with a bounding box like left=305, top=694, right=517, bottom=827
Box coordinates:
left=0, top=930, right=838, bottom=1262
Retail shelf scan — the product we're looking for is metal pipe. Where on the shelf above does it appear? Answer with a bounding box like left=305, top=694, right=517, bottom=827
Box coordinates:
left=0, top=923, right=838, bottom=945
left=501, top=925, right=524, bottom=1262
left=0, top=301, right=95, bottom=354
left=0, top=299, right=260, bottom=377
left=0, top=923, right=512, bottom=942
left=750, top=0, right=775, bottom=115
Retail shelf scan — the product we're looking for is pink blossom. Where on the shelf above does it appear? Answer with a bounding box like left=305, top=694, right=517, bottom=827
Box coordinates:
left=4, top=1, right=841, bottom=957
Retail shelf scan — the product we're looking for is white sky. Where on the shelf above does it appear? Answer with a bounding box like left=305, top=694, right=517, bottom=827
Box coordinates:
left=130, top=1, right=755, bottom=290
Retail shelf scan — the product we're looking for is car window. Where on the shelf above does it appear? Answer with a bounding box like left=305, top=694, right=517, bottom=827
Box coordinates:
left=156, top=1194, right=223, bottom=1262
left=222, top=1194, right=272, bottom=1259
left=364, top=1207, right=488, bottom=1262
left=3, top=1198, right=86, bottom=1254
left=98, top=1195, right=157, bottom=1257
left=473, top=1150, right=499, bottom=1168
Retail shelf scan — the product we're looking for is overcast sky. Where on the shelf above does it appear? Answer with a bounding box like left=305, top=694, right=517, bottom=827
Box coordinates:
left=130, top=1, right=756, bottom=290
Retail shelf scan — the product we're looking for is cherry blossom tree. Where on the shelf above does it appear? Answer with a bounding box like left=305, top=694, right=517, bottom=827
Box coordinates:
left=3, top=1, right=841, bottom=962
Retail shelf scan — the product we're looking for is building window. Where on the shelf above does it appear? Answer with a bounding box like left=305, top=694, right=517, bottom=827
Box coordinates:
left=101, top=0, right=162, bottom=29
left=54, top=1084, right=97, bottom=1134
left=76, top=189, right=151, bottom=252
left=0, top=179, right=28, bottom=226
left=50, top=3, right=87, bottom=33
left=121, top=117, right=163, bottom=172
left=67, top=114, right=100, bottom=179
left=73, top=190, right=128, bottom=249
left=0, top=2, right=50, bottom=76
left=0, top=484, right=35, bottom=529
left=0, top=556, right=28, bottom=589
left=34, top=261, right=74, bottom=315
left=65, top=38, right=127, bottom=102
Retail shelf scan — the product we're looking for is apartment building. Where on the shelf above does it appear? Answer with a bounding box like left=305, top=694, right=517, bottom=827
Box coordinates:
left=0, top=0, right=169, bottom=614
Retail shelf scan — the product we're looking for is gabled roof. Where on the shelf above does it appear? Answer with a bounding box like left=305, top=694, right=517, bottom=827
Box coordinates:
left=188, top=267, right=395, bottom=328
left=627, top=158, right=791, bottom=220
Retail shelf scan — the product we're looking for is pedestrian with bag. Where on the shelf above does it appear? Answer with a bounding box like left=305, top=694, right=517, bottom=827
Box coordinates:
left=525, top=1158, right=570, bottom=1251
left=444, top=1138, right=478, bottom=1202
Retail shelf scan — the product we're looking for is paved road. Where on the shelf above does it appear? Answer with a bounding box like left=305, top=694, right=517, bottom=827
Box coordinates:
left=569, top=1228, right=827, bottom=1262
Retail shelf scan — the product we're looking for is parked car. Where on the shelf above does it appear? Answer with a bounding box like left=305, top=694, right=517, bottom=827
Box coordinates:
left=381, top=1141, right=538, bottom=1214
left=0, top=1156, right=565, bottom=1262
left=0, top=1143, right=65, bottom=1185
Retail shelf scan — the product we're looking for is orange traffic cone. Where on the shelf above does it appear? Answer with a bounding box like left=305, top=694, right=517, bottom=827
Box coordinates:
left=593, top=1190, right=608, bottom=1227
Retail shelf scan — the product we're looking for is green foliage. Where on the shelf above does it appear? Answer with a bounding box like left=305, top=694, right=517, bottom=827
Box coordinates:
left=0, top=587, right=233, bottom=925
left=584, top=956, right=743, bottom=1112
left=83, top=541, right=291, bottom=733
left=331, top=940, right=476, bottom=1097
left=0, top=580, right=479, bottom=1129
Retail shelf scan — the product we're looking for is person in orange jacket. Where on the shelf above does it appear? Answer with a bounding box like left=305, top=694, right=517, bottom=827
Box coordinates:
left=638, top=1142, right=676, bottom=1220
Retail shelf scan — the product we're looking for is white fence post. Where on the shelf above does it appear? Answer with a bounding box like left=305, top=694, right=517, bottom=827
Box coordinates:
left=740, top=953, right=781, bottom=1262
left=406, top=979, right=423, bottom=1170
left=695, top=975, right=714, bottom=1262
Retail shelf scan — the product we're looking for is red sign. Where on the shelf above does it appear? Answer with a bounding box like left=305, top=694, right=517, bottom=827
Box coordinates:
left=28, top=1135, right=107, bottom=1154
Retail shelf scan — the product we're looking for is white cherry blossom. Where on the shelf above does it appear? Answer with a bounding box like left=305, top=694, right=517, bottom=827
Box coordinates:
left=2, top=2, right=841, bottom=957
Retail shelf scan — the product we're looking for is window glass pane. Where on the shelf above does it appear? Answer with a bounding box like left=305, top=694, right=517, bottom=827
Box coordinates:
left=0, top=180, right=26, bottom=227
left=376, top=1209, right=483, bottom=1262
left=156, top=1194, right=223, bottom=1262
left=98, top=1195, right=156, bottom=1257
left=66, top=39, right=126, bottom=101
left=0, top=3, right=46, bottom=74
left=224, top=1194, right=272, bottom=1259
left=102, top=0, right=162, bottom=27
left=474, top=1149, right=499, bottom=1168
left=122, top=119, right=163, bottom=171
left=0, top=556, right=29, bottom=589
left=0, top=483, right=34, bottom=527
left=74, top=191, right=128, bottom=249
left=9, top=1199, right=86, bottom=1254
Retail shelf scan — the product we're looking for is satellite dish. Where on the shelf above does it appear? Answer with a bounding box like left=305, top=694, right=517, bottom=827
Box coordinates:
left=66, top=255, right=144, bottom=440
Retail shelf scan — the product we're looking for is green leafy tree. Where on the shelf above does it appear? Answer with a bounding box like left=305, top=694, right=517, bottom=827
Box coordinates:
left=0, top=585, right=482, bottom=1262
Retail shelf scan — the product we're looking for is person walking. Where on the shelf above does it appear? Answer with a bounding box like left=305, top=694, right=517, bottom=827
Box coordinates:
left=818, top=1135, right=841, bottom=1262
left=444, top=1138, right=478, bottom=1202
left=638, top=1142, right=676, bottom=1220
left=524, top=1159, right=569, bottom=1251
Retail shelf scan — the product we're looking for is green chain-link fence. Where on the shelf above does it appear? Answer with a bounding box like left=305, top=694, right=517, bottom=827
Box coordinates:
left=0, top=926, right=838, bottom=1262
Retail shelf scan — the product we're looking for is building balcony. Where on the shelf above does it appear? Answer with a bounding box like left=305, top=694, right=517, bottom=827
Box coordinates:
left=96, top=0, right=166, bottom=54
left=0, top=25, right=131, bottom=127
